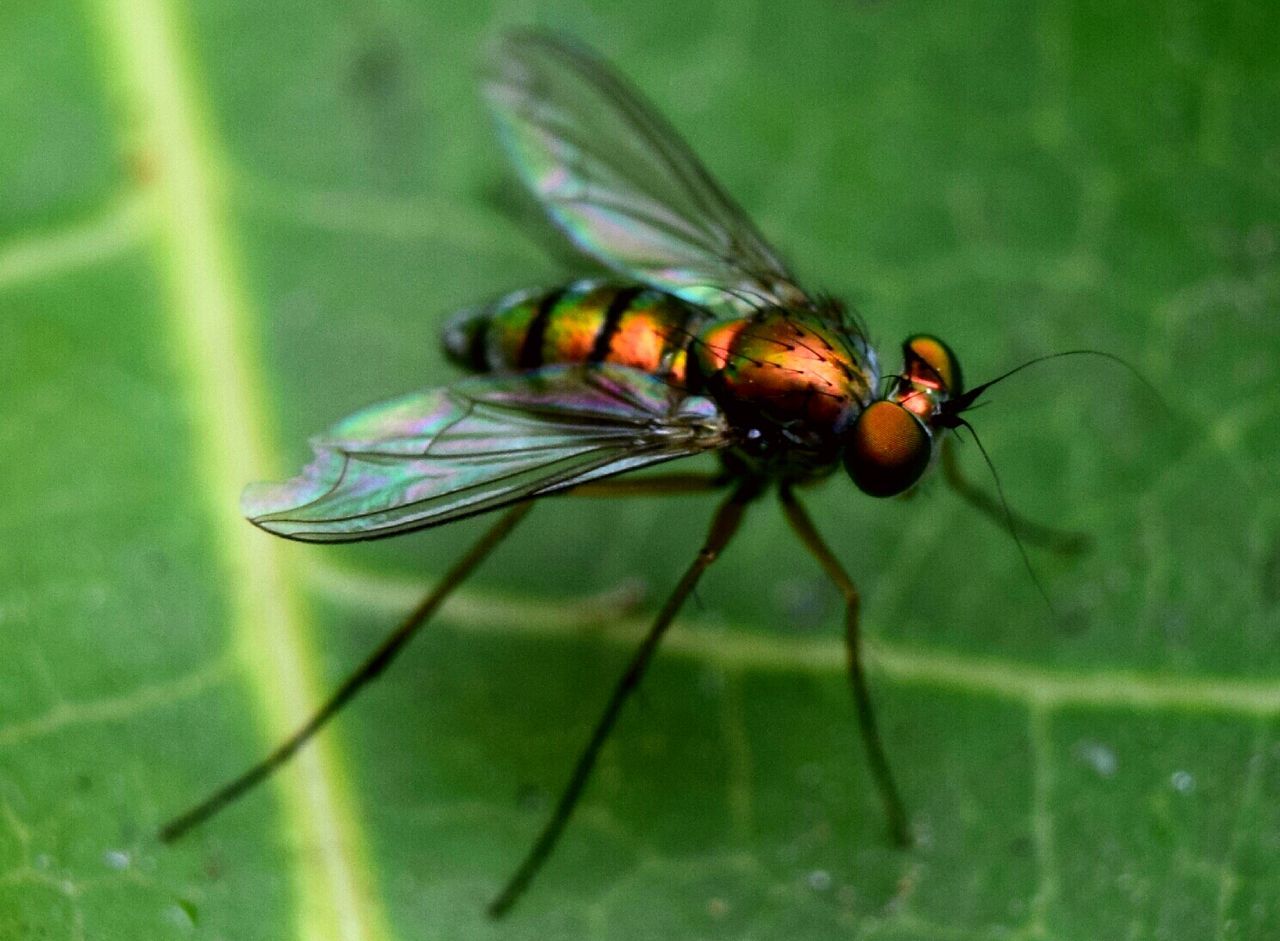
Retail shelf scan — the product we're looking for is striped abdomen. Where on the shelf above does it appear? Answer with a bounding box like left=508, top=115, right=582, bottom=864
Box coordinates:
left=443, top=280, right=708, bottom=385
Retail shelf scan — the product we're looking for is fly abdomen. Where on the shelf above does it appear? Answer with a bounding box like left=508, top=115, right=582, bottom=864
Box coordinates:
left=443, top=279, right=706, bottom=385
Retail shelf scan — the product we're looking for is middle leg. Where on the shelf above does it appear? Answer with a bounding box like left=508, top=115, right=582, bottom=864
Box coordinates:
left=780, top=485, right=910, bottom=847
left=488, top=478, right=760, bottom=916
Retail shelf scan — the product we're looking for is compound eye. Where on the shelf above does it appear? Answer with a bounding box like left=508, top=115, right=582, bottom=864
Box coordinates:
left=845, top=401, right=933, bottom=497
left=903, top=334, right=962, bottom=396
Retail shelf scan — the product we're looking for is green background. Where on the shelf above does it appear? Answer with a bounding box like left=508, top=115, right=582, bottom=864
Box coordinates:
left=3, top=0, right=1278, bottom=938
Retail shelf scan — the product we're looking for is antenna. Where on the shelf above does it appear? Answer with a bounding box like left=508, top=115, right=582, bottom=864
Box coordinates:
left=942, top=348, right=1162, bottom=423
left=953, top=417, right=1056, bottom=615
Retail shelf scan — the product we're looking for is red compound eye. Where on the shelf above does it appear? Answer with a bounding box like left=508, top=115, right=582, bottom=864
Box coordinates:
left=903, top=334, right=962, bottom=396
left=845, top=400, right=933, bottom=497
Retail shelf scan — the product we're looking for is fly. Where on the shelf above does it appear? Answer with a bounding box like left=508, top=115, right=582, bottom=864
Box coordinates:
left=160, top=30, right=1099, bottom=916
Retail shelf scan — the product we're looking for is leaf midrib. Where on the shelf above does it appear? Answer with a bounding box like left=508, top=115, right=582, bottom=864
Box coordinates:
left=86, top=1, right=392, bottom=939
left=305, top=558, right=1280, bottom=717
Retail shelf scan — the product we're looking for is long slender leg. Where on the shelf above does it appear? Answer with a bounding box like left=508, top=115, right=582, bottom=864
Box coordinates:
left=488, top=480, right=760, bottom=918
left=557, top=475, right=731, bottom=620
left=779, top=486, right=910, bottom=847
left=941, top=439, right=1089, bottom=553
left=160, top=502, right=534, bottom=842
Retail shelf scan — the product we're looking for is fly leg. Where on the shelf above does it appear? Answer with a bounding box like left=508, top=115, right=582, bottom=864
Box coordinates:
left=942, top=437, right=1089, bottom=554
left=559, top=473, right=732, bottom=618
left=488, top=479, right=759, bottom=917
left=159, top=502, right=534, bottom=842
left=779, top=485, right=910, bottom=847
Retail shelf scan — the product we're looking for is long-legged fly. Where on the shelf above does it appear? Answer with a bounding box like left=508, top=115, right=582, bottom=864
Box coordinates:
left=161, top=30, right=1106, bottom=916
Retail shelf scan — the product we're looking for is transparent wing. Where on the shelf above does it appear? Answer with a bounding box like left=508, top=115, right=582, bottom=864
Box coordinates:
left=243, top=365, right=730, bottom=542
left=484, top=29, right=810, bottom=318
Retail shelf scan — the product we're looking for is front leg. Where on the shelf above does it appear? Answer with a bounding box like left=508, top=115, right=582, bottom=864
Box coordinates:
left=779, top=485, right=911, bottom=847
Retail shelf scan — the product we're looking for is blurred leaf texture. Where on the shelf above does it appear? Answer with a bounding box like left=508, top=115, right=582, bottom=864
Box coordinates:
left=1, top=1, right=1278, bottom=939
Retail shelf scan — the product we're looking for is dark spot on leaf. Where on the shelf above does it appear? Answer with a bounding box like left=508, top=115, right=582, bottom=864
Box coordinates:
left=349, top=40, right=402, bottom=102
left=1007, top=834, right=1033, bottom=857
left=344, top=33, right=429, bottom=182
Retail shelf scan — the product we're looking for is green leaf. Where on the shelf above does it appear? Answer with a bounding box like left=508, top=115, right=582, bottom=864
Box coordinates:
left=3, top=1, right=1277, bottom=939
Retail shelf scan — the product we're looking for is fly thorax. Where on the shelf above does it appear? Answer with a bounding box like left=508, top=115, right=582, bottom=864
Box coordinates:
left=693, top=311, right=877, bottom=449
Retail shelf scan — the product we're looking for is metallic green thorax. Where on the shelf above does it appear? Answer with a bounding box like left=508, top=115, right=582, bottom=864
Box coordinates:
left=688, top=308, right=879, bottom=474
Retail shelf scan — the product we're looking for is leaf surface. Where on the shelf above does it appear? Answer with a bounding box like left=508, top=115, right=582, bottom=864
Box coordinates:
left=2, top=1, right=1278, bottom=939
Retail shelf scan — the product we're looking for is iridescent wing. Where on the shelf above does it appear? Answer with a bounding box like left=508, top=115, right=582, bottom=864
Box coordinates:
left=243, top=365, right=730, bottom=542
left=484, top=30, right=809, bottom=319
